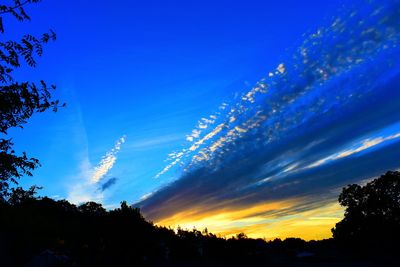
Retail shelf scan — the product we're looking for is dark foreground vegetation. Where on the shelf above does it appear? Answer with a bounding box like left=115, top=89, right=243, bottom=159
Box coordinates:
left=1, top=171, right=399, bottom=267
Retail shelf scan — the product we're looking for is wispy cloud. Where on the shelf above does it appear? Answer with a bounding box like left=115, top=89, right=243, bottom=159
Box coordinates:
left=68, top=135, right=126, bottom=204
left=139, top=1, right=400, bottom=239
left=305, top=133, right=400, bottom=170
left=91, top=136, right=126, bottom=183
left=126, top=134, right=182, bottom=150
left=155, top=198, right=343, bottom=240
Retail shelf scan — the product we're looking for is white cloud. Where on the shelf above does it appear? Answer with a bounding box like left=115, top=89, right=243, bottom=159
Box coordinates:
left=305, top=132, right=400, bottom=169
left=91, top=136, right=126, bottom=183
left=68, top=182, right=103, bottom=204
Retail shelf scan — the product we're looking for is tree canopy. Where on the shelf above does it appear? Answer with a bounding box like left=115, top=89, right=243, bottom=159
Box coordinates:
left=332, top=171, right=400, bottom=250
left=0, top=0, right=62, bottom=198
left=1, top=171, right=400, bottom=266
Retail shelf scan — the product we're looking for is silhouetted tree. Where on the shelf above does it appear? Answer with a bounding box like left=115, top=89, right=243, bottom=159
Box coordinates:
left=235, top=232, right=248, bottom=240
left=7, top=185, right=41, bottom=205
left=78, top=201, right=106, bottom=216
left=0, top=0, right=62, bottom=198
left=2, top=172, right=400, bottom=266
left=332, top=171, right=400, bottom=251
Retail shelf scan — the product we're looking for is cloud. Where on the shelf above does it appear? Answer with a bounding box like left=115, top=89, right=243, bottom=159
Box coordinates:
left=68, top=135, right=126, bottom=204
left=155, top=199, right=343, bottom=240
left=126, top=134, right=182, bottom=150
left=99, top=177, right=118, bottom=192
left=138, top=1, right=400, bottom=239
left=304, top=132, right=400, bottom=170
left=68, top=182, right=103, bottom=204
left=91, top=136, right=126, bottom=183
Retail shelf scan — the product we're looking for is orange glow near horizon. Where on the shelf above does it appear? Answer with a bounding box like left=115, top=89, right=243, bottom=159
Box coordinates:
left=154, top=200, right=344, bottom=241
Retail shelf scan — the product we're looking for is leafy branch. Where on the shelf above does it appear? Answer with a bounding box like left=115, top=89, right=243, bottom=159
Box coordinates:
left=0, top=0, right=63, bottom=197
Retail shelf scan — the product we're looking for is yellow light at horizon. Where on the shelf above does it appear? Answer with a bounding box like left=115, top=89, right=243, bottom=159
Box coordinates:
left=154, top=199, right=344, bottom=241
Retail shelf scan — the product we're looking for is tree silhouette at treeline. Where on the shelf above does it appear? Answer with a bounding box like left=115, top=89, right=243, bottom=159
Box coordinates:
left=0, top=0, right=63, bottom=198
left=332, top=171, right=400, bottom=253
left=1, top=171, right=399, bottom=266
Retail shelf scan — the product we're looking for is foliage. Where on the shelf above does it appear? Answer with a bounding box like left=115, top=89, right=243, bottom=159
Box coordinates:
left=0, top=187, right=329, bottom=266
left=0, top=0, right=63, bottom=197
left=3, top=170, right=400, bottom=266
left=7, top=184, right=41, bottom=204
left=78, top=201, right=106, bottom=215
left=332, top=171, right=400, bottom=251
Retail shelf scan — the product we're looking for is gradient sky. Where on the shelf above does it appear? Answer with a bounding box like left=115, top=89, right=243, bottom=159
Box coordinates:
left=8, top=0, right=400, bottom=240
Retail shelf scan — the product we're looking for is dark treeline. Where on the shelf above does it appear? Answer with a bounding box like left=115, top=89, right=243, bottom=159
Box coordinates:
left=1, top=171, right=399, bottom=267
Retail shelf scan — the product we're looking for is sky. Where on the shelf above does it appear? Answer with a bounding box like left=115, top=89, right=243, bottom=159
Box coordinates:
left=6, top=0, right=400, bottom=240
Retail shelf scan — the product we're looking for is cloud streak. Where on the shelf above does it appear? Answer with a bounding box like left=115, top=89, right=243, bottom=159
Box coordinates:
left=138, top=0, right=400, bottom=239
left=91, top=136, right=126, bottom=183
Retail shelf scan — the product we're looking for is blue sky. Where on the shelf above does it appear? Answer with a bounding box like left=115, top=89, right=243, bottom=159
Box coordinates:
left=7, top=0, right=400, bottom=239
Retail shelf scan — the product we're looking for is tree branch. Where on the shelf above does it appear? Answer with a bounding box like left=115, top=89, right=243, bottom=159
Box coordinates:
left=0, top=1, right=30, bottom=15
